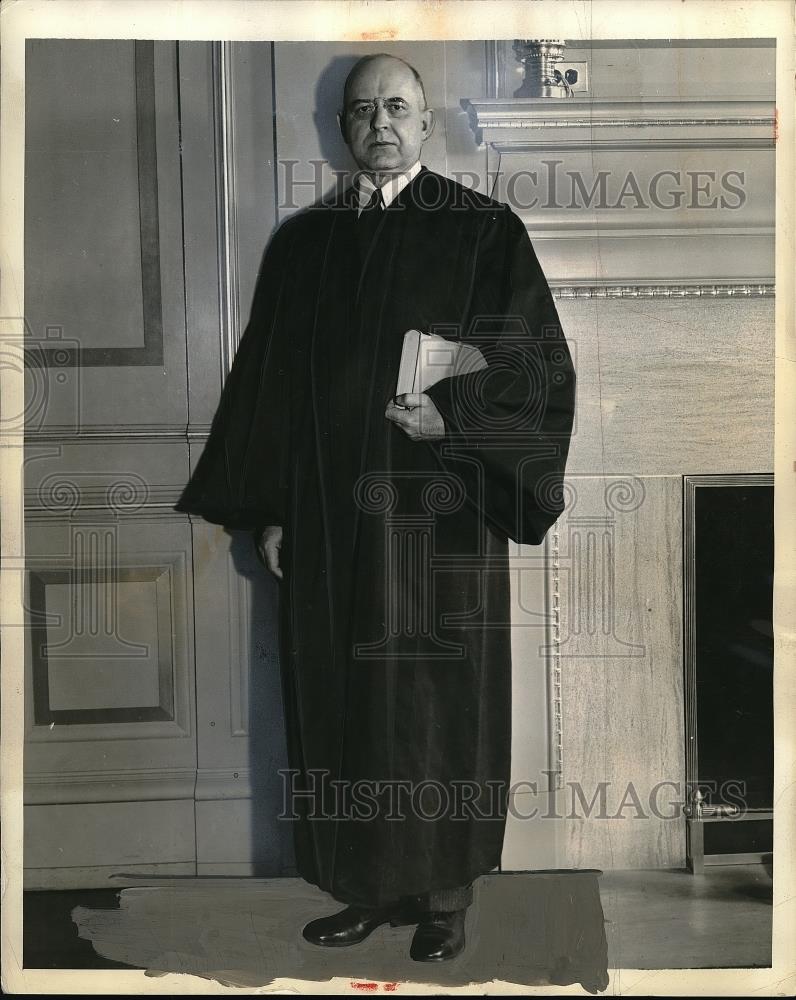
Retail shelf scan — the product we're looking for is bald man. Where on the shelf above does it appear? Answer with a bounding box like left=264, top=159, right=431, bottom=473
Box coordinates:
left=177, top=53, right=575, bottom=963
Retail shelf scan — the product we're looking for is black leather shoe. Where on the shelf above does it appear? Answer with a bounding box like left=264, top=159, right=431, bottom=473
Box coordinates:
left=302, top=904, right=415, bottom=947
left=409, top=909, right=466, bottom=962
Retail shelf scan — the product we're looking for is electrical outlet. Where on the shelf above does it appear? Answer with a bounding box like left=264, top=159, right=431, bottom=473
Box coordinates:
left=557, top=62, right=589, bottom=93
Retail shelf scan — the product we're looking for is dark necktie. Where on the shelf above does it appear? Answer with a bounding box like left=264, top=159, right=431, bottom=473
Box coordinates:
left=356, top=186, right=384, bottom=255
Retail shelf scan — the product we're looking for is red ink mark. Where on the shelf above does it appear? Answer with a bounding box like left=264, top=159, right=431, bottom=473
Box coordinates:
left=350, top=982, right=399, bottom=992
left=358, top=29, right=398, bottom=41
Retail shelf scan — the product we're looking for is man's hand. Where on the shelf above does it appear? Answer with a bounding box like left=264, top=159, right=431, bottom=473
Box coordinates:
left=385, top=393, right=445, bottom=441
left=255, top=525, right=283, bottom=580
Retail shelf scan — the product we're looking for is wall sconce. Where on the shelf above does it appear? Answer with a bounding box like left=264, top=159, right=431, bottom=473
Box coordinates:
left=513, top=39, right=576, bottom=98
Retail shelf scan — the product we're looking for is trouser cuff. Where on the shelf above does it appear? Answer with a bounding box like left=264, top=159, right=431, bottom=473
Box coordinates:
left=409, top=883, right=473, bottom=912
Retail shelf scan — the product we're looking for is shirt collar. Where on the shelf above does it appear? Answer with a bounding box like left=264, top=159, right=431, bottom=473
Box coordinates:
left=356, top=161, right=422, bottom=214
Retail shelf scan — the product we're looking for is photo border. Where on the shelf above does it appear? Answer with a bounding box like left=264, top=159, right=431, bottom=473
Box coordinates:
left=2, top=1, right=793, bottom=994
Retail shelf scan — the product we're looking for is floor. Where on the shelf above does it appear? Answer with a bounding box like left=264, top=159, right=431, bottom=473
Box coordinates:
left=23, top=865, right=772, bottom=988
left=24, top=887, right=133, bottom=970
left=598, top=865, right=772, bottom=969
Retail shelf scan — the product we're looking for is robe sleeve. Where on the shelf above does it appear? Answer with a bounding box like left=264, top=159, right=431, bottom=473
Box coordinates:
left=423, top=205, right=576, bottom=546
left=173, top=219, right=297, bottom=531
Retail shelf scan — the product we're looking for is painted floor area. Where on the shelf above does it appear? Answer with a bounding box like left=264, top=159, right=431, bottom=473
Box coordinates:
left=23, top=865, right=771, bottom=989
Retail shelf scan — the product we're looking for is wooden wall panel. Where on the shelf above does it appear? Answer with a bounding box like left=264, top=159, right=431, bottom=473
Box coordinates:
left=23, top=39, right=197, bottom=886
left=24, top=39, right=187, bottom=432
left=178, top=41, right=292, bottom=872
left=23, top=439, right=189, bottom=513
left=196, top=799, right=293, bottom=876
left=24, top=801, right=196, bottom=882
left=23, top=514, right=196, bottom=775
left=179, top=39, right=279, bottom=431
left=190, top=519, right=293, bottom=872
left=191, top=521, right=280, bottom=770
left=25, top=41, right=146, bottom=351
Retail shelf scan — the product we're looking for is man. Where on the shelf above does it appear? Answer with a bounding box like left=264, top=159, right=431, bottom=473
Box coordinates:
left=176, top=53, right=575, bottom=962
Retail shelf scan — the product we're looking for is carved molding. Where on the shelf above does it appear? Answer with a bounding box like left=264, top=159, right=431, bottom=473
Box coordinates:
left=463, top=98, right=776, bottom=150
left=461, top=95, right=775, bottom=285
left=212, top=40, right=242, bottom=379
left=551, top=282, right=774, bottom=300
left=28, top=560, right=175, bottom=727
left=25, top=424, right=192, bottom=442
left=480, top=116, right=774, bottom=129
left=25, top=546, right=193, bottom=743
left=525, top=224, right=773, bottom=236
left=546, top=528, right=563, bottom=789
left=24, top=767, right=197, bottom=804
left=24, top=483, right=182, bottom=515
left=484, top=38, right=505, bottom=100
left=24, top=422, right=212, bottom=444
left=195, top=766, right=253, bottom=801
left=25, top=503, right=184, bottom=521
left=493, top=137, right=770, bottom=152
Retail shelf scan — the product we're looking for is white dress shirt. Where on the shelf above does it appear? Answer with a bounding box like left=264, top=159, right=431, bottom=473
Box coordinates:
left=356, top=160, right=422, bottom=216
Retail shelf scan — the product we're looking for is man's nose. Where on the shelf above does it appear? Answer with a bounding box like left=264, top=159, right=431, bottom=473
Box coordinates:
left=370, top=102, right=390, bottom=130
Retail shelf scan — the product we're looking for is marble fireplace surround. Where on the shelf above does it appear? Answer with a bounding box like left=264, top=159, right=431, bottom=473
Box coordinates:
left=479, top=94, right=776, bottom=869
left=462, top=95, right=774, bottom=292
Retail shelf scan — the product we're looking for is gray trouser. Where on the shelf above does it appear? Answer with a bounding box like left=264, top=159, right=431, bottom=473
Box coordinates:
left=408, top=883, right=473, bottom=912
left=339, top=883, right=474, bottom=913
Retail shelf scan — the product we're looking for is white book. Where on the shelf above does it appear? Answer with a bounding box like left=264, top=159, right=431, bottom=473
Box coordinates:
left=395, top=329, right=488, bottom=398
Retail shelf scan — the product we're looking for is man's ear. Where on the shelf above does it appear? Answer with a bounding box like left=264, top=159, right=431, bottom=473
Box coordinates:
left=337, top=111, right=347, bottom=144
left=420, top=107, right=436, bottom=142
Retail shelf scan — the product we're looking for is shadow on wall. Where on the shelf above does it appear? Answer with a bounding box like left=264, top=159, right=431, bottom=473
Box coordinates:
left=220, top=53, right=367, bottom=875
left=312, top=55, right=360, bottom=179
left=227, top=529, right=295, bottom=875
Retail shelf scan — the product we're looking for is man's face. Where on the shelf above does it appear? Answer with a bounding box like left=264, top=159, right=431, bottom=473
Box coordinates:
left=339, top=57, right=434, bottom=177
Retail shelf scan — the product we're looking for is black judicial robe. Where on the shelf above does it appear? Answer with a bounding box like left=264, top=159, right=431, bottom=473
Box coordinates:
left=175, top=167, right=576, bottom=905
